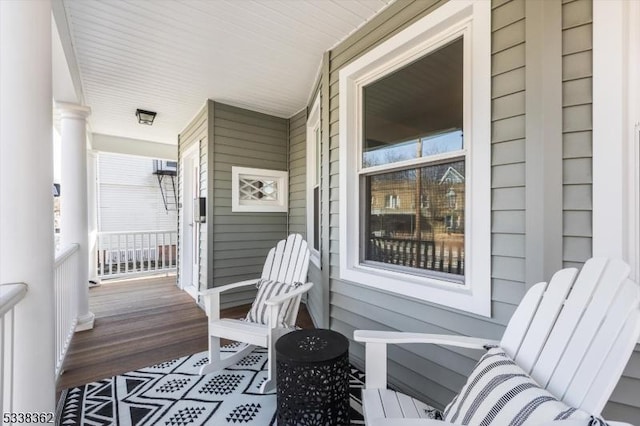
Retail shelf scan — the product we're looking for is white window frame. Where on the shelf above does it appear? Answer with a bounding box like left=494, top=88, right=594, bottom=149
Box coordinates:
left=231, top=166, right=288, bottom=212
left=593, top=0, right=640, bottom=284
left=338, top=0, right=491, bottom=317
left=306, top=94, right=321, bottom=267
left=593, top=1, right=640, bottom=343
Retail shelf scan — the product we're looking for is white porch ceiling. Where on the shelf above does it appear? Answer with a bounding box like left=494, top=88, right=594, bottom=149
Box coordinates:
left=59, top=0, right=393, bottom=145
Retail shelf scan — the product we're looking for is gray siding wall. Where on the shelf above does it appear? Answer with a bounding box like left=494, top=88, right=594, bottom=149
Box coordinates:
left=605, top=348, right=640, bottom=422
left=562, top=0, right=592, bottom=269
left=492, top=0, right=526, bottom=309
left=177, top=105, right=208, bottom=290
left=316, top=0, right=640, bottom=422
left=288, top=108, right=324, bottom=326
left=288, top=106, right=325, bottom=327
left=210, top=101, right=289, bottom=307
left=327, top=0, right=502, bottom=409
left=288, top=109, right=306, bottom=237
left=558, top=4, right=640, bottom=420
left=307, top=263, right=323, bottom=327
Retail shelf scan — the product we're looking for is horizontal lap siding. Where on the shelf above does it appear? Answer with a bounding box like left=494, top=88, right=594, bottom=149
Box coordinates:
left=211, top=102, right=288, bottom=307
left=288, top=109, right=323, bottom=325
left=325, top=0, right=524, bottom=409
left=491, top=0, right=526, bottom=310
left=562, top=0, right=593, bottom=269
left=307, top=264, right=322, bottom=327
left=315, top=0, right=640, bottom=420
left=178, top=105, right=208, bottom=290
left=200, top=135, right=208, bottom=289
left=288, top=110, right=306, bottom=237
left=605, top=348, right=640, bottom=423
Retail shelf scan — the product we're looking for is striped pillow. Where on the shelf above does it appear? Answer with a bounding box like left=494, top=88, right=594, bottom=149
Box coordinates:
left=443, top=346, right=609, bottom=425
left=245, top=279, right=300, bottom=327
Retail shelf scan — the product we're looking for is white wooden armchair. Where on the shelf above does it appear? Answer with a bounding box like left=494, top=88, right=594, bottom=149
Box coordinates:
left=355, top=258, right=640, bottom=425
left=199, top=234, right=311, bottom=393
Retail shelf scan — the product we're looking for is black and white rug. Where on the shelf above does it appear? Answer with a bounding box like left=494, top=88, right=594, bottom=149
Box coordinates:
left=57, top=344, right=366, bottom=425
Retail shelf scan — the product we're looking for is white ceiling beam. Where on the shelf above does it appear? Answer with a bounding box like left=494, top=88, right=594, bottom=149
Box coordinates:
left=92, top=133, right=177, bottom=160
left=52, top=0, right=84, bottom=104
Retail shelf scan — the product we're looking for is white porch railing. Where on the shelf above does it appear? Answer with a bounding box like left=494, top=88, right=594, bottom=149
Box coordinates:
left=54, top=244, right=79, bottom=378
left=0, top=282, right=28, bottom=414
left=97, top=230, right=178, bottom=279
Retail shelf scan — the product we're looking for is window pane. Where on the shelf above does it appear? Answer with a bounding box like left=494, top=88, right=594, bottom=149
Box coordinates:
left=362, top=37, right=463, bottom=168
left=365, top=160, right=465, bottom=276
left=313, top=186, right=320, bottom=251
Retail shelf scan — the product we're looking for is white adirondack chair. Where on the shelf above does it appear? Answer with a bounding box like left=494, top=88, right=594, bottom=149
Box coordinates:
left=355, top=258, right=640, bottom=425
left=199, top=234, right=312, bottom=393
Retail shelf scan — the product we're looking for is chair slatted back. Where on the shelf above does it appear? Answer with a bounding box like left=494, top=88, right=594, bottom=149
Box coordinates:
left=260, top=234, right=310, bottom=325
left=500, top=258, right=640, bottom=414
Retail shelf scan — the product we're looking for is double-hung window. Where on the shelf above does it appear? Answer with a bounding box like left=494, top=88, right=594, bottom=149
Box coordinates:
left=307, top=94, right=321, bottom=266
left=339, top=0, right=491, bottom=316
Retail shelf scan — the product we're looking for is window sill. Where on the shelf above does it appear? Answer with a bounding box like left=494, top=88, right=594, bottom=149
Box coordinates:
left=340, top=262, right=490, bottom=317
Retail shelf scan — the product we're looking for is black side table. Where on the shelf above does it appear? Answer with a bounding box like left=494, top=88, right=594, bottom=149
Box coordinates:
left=276, top=329, right=350, bottom=425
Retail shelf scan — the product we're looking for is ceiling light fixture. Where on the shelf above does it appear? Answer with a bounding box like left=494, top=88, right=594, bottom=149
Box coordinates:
left=135, top=109, right=156, bottom=125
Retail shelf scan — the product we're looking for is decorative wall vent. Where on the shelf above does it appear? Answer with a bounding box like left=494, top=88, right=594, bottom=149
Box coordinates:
left=231, top=167, right=288, bottom=212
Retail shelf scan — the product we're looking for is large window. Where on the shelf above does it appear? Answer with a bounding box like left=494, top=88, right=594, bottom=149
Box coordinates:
left=363, top=37, right=466, bottom=280
left=339, top=0, right=491, bottom=316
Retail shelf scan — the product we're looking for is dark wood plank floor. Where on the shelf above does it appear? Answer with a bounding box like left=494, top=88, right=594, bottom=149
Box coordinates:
left=56, top=274, right=313, bottom=394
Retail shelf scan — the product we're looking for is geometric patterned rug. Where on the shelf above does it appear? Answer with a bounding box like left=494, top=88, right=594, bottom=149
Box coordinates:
left=56, top=344, right=366, bottom=425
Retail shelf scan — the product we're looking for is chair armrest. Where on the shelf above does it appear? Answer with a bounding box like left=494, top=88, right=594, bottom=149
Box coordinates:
left=354, top=330, right=499, bottom=350
left=199, top=278, right=260, bottom=318
left=199, top=279, right=260, bottom=297
left=354, top=330, right=498, bottom=390
left=264, top=282, right=313, bottom=307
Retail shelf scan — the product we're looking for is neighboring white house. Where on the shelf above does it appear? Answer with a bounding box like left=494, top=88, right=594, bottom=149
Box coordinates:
left=93, top=153, right=179, bottom=280
left=97, top=153, right=177, bottom=232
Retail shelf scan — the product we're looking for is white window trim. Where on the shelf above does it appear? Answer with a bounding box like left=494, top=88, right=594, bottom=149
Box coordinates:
left=593, top=2, right=640, bottom=345
left=338, top=0, right=491, bottom=317
left=593, top=0, right=640, bottom=282
left=306, top=94, right=321, bottom=267
left=231, top=166, right=288, bottom=212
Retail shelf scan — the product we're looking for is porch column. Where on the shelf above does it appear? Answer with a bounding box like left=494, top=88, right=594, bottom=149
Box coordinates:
left=0, top=0, right=56, bottom=412
left=87, top=150, right=99, bottom=283
left=57, top=102, right=95, bottom=331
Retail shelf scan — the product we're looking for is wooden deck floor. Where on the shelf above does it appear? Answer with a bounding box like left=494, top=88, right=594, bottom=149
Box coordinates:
left=56, top=274, right=313, bottom=393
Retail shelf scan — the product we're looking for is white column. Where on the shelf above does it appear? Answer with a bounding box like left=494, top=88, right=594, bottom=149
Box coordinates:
left=57, top=102, right=95, bottom=331
left=87, top=150, right=99, bottom=283
left=0, top=0, right=56, bottom=412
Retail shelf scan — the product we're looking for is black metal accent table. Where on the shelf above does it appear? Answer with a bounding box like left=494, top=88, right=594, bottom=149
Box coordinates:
left=276, top=329, right=350, bottom=425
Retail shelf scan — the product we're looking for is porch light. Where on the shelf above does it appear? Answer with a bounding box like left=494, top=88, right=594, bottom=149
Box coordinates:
left=135, top=109, right=156, bottom=125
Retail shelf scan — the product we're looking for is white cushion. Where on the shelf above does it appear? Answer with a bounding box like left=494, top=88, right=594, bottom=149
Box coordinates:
left=245, top=279, right=299, bottom=326
left=443, top=346, right=608, bottom=425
